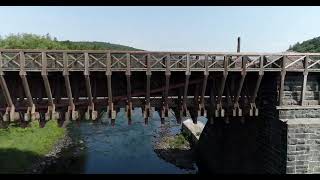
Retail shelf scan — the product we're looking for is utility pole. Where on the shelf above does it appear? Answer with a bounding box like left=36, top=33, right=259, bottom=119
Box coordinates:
left=237, top=37, right=241, bottom=52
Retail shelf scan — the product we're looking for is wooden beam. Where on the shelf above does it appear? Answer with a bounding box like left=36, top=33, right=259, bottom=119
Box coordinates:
left=183, top=74, right=190, bottom=109
left=218, top=56, right=228, bottom=103
left=301, top=55, right=309, bottom=106
left=126, top=75, right=132, bottom=102
left=279, top=56, right=287, bottom=106
left=64, top=75, right=74, bottom=107
left=84, top=52, right=93, bottom=105
left=165, top=74, right=170, bottom=107
left=234, top=56, right=247, bottom=103
left=19, top=52, right=33, bottom=108
left=0, top=75, right=13, bottom=107
left=107, top=75, right=112, bottom=104
left=237, top=37, right=240, bottom=53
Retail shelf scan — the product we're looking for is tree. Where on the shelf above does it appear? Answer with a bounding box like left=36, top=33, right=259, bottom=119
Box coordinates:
left=0, top=33, right=142, bottom=51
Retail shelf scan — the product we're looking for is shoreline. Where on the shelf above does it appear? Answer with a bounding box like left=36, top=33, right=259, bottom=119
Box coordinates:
left=27, top=131, right=73, bottom=174
left=153, top=132, right=197, bottom=172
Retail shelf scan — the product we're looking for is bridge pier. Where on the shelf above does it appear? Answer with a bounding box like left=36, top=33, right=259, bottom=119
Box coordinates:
left=41, top=52, right=59, bottom=121
left=161, top=55, right=171, bottom=124
left=198, top=73, right=208, bottom=119
left=144, top=74, right=151, bottom=124
left=84, top=52, right=97, bottom=121
left=125, top=53, right=133, bottom=124
left=216, top=73, right=227, bottom=118
left=106, top=52, right=116, bottom=124
left=143, top=54, right=152, bottom=124
left=126, top=74, right=133, bottom=124
left=19, top=52, right=39, bottom=122
left=232, top=57, right=247, bottom=117
left=106, top=74, right=116, bottom=124
left=181, top=73, right=190, bottom=119
left=63, top=52, right=79, bottom=122
left=0, top=75, right=19, bottom=122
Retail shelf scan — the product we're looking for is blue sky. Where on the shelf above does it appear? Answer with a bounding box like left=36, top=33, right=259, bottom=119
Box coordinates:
left=0, top=6, right=319, bottom=52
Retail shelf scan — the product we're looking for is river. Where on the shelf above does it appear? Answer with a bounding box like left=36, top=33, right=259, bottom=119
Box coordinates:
left=43, top=108, right=199, bottom=174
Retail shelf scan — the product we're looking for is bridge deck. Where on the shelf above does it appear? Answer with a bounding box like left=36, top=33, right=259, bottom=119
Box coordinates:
left=1, top=49, right=320, bottom=72
left=0, top=49, right=319, bottom=125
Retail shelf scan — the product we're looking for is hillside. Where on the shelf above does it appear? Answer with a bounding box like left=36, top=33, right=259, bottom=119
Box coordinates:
left=288, top=37, right=320, bottom=53
left=0, top=33, right=142, bottom=51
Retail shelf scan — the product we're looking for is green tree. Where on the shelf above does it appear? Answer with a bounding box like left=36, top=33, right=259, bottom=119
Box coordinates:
left=0, top=33, right=142, bottom=51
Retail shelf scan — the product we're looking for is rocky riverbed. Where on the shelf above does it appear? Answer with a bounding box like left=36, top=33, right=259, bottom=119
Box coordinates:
left=153, top=133, right=197, bottom=171
left=27, top=134, right=72, bottom=174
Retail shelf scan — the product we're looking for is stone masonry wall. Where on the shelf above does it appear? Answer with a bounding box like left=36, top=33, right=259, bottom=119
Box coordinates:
left=280, top=73, right=320, bottom=174
left=285, top=120, right=320, bottom=174
left=283, top=73, right=319, bottom=106
left=196, top=72, right=320, bottom=174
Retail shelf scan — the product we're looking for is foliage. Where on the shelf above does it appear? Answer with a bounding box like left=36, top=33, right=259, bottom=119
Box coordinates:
left=0, top=33, right=142, bottom=51
left=0, top=120, right=65, bottom=173
left=288, top=37, right=320, bottom=52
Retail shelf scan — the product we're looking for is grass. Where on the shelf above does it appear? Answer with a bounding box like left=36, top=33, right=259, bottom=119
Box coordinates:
left=0, top=120, right=66, bottom=173
left=167, top=134, right=189, bottom=149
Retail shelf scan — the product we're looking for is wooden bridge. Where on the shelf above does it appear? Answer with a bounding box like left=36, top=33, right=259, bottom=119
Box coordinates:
left=0, top=46, right=319, bottom=126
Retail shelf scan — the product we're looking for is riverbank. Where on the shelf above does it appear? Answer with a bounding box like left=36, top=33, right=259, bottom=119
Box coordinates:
left=153, top=133, right=197, bottom=171
left=0, top=120, right=66, bottom=174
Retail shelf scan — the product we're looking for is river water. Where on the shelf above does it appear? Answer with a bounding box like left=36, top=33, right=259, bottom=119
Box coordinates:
left=43, top=108, right=199, bottom=174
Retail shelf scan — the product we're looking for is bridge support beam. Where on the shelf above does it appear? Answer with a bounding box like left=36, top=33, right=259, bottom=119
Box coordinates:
left=161, top=54, right=171, bottom=124
left=249, top=56, right=264, bottom=117
left=216, top=56, right=228, bottom=117
left=63, top=52, right=78, bottom=122
left=181, top=74, right=190, bottom=119
left=106, top=52, right=116, bottom=124
left=198, top=73, right=208, bottom=119
left=126, top=75, right=133, bottom=124
left=107, top=75, right=116, bottom=123
left=0, top=75, right=19, bottom=122
left=84, top=52, right=97, bottom=121
left=301, top=55, right=309, bottom=106
left=84, top=75, right=97, bottom=121
left=208, top=81, right=215, bottom=124
left=144, top=54, right=152, bottom=124
left=19, top=52, right=39, bottom=122
left=63, top=74, right=78, bottom=121
left=279, top=56, right=287, bottom=106
left=144, top=74, right=151, bottom=123
left=42, top=75, right=59, bottom=121
left=125, top=53, right=133, bottom=124
left=232, top=56, right=247, bottom=117
left=180, top=53, right=191, bottom=120
left=41, top=52, right=59, bottom=121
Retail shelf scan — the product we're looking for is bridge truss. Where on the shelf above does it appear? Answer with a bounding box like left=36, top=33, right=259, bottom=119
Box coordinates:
left=0, top=49, right=319, bottom=125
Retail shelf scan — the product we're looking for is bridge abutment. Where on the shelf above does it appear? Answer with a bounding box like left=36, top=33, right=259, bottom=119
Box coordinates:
left=278, top=73, right=320, bottom=173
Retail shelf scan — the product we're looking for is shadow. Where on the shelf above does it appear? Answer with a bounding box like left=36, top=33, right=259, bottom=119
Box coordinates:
left=154, top=147, right=196, bottom=170
left=196, top=117, right=263, bottom=174
left=0, top=144, right=87, bottom=174
left=0, top=148, right=42, bottom=174
left=41, top=145, right=87, bottom=174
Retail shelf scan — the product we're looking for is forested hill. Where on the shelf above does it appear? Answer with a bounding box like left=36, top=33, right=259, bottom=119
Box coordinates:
left=0, top=33, right=142, bottom=51
left=288, top=37, right=320, bottom=53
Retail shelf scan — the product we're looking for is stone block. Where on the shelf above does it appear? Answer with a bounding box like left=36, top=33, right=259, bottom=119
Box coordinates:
left=287, top=155, right=295, bottom=161
left=296, top=145, right=309, bottom=151
left=295, top=134, right=309, bottom=139
left=286, top=166, right=295, bottom=174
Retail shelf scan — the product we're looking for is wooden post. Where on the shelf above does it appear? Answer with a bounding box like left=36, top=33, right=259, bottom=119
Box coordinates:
left=279, top=55, right=287, bottom=106
left=237, top=37, right=241, bottom=53
left=301, top=55, right=309, bottom=106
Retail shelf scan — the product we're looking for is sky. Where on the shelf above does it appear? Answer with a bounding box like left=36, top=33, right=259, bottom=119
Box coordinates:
left=0, top=6, right=319, bottom=52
